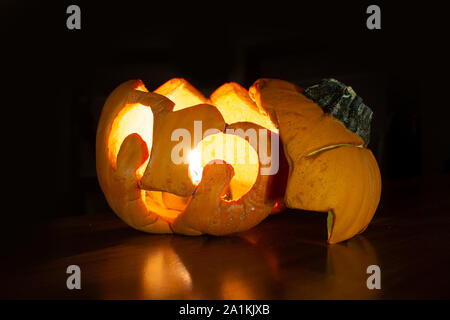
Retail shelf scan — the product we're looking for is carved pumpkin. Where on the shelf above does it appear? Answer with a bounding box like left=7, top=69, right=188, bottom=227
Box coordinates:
left=96, top=77, right=381, bottom=243
left=249, top=78, right=381, bottom=243
left=96, top=79, right=282, bottom=236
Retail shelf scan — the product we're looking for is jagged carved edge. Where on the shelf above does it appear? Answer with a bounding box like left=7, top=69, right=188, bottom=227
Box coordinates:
left=303, top=78, right=373, bottom=145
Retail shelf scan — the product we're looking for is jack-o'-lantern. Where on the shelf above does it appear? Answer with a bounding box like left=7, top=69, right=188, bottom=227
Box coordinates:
left=96, top=77, right=381, bottom=243
left=96, top=78, right=284, bottom=237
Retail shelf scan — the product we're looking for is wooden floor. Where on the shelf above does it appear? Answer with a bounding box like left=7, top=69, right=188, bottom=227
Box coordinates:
left=3, top=174, right=450, bottom=299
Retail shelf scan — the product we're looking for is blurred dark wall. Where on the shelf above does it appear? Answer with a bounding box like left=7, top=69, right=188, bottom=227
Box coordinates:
left=2, top=2, right=448, bottom=226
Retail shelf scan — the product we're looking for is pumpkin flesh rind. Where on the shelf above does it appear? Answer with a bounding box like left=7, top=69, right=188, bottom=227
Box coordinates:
left=210, top=82, right=278, bottom=132
left=172, top=122, right=279, bottom=235
left=97, top=78, right=381, bottom=242
left=96, top=80, right=176, bottom=233
left=139, top=104, right=226, bottom=197
left=97, top=80, right=279, bottom=236
left=154, top=78, right=209, bottom=111
left=290, top=146, right=381, bottom=243
left=249, top=78, right=381, bottom=243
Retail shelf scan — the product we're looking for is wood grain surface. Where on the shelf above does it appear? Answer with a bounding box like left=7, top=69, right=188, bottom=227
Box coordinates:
left=2, top=175, right=450, bottom=299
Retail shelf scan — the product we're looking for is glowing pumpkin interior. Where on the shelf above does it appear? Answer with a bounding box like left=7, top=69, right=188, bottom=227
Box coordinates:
left=107, top=79, right=278, bottom=222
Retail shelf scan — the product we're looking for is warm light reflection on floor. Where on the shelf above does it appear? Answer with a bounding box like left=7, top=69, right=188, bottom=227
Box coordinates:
left=220, top=273, right=257, bottom=299
left=95, top=222, right=379, bottom=299
left=140, top=245, right=192, bottom=299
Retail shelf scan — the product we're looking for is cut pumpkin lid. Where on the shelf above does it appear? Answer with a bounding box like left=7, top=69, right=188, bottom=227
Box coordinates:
left=303, top=78, right=373, bottom=145
left=211, top=82, right=278, bottom=132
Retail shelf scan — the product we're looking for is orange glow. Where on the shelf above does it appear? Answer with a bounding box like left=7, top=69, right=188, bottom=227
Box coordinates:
left=108, top=103, right=190, bottom=220
left=134, top=80, right=149, bottom=92
left=142, top=191, right=186, bottom=220
left=108, top=103, right=153, bottom=177
left=211, top=83, right=278, bottom=132
left=220, top=274, right=256, bottom=299
left=107, top=78, right=271, bottom=221
left=154, top=78, right=208, bottom=111
left=161, top=192, right=191, bottom=212
left=191, top=133, right=259, bottom=200
left=188, top=149, right=203, bottom=185
left=141, top=245, right=192, bottom=299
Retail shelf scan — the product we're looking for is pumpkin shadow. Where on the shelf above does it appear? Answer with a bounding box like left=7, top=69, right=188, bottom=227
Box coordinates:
left=322, top=236, right=381, bottom=299
left=236, top=213, right=381, bottom=299
left=260, top=234, right=380, bottom=299
left=167, top=235, right=280, bottom=299
left=281, top=235, right=382, bottom=299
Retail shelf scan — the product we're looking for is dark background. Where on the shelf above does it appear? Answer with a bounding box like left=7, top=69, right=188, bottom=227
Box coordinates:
left=1, top=1, right=448, bottom=233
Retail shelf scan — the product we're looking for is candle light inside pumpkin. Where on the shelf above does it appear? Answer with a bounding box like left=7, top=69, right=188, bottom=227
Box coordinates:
left=186, top=133, right=260, bottom=201
left=98, top=78, right=283, bottom=237
left=188, top=149, right=203, bottom=186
